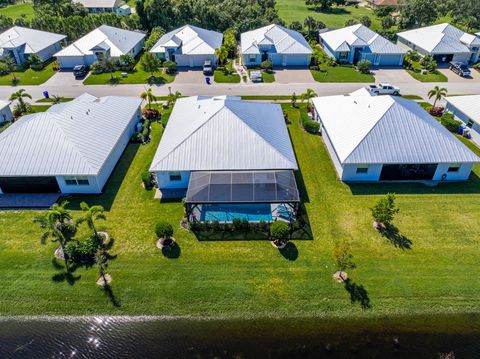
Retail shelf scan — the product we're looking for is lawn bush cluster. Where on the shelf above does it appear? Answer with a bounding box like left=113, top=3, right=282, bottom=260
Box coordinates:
left=440, top=113, right=462, bottom=133
left=356, top=59, right=372, bottom=74
left=301, top=110, right=320, bottom=134
left=164, top=61, right=176, bottom=75
left=91, top=54, right=136, bottom=74
left=131, top=118, right=153, bottom=144
left=155, top=221, right=174, bottom=239
left=141, top=170, right=153, bottom=189
left=190, top=219, right=270, bottom=233
left=64, top=234, right=102, bottom=265
left=404, top=51, right=438, bottom=74
left=270, top=221, right=290, bottom=241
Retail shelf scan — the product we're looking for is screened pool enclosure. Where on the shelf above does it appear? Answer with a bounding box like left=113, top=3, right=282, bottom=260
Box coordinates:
left=185, top=170, right=300, bottom=223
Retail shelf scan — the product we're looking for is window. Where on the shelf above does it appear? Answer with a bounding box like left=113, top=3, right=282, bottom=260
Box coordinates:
left=356, top=165, right=369, bottom=174
left=447, top=164, right=461, bottom=173
left=64, top=176, right=90, bottom=185
left=169, top=172, right=182, bottom=181
left=339, top=52, right=348, bottom=60
left=249, top=55, right=256, bottom=63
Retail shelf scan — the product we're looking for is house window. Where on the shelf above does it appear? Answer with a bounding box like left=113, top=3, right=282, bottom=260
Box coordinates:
left=339, top=52, right=349, bottom=60
left=356, top=165, right=369, bottom=174
left=447, top=164, right=461, bottom=173
left=64, top=176, right=90, bottom=185
left=249, top=55, right=256, bottom=63
left=169, top=172, right=182, bottom=181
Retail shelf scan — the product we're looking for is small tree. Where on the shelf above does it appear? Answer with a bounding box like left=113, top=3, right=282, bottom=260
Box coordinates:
left=357, top=59, right=372, bottom=74
left=76, top=202, right=106, bottom=237
left=345, top=19, right=359, bottom=27
left=301, top=88, right=317, bottom=105
left=370, top=193, right=399, bottom=228
left=119, top=54, right=135, bottom=72
left=9, top=88, right=32, bottom=116
left=166, top=88, right=181, bottom=107
left=289, top=21, right=303, bottom=32
left=381, top=15, right=395, bottom=30
left=140, top=88, right=156, bottom=109
left=291, top=92, right=297, bottom=108
left=215, top=45, right=229, bottom=65
left=334, top=239, right=355, bottom=272
left=360, top=15, right=372, bottom=28
left=27, top=53, right=44, bottom=71
left=260, top=60, right=273, bottom=73
left=141, top=52, right=161, bottom=75
left=428, top=86, right=447, bottom=109
left=164, top=61, right=177, bottom=75
left=50, top=95, right=63, bottom=104
left=155, top=221, right=174, bottom=239
left=144, top=26, right=165, bottom=51
left=270, top=221, right=290, bottom=245
left=222, top=28, right=237, bottom=58
left=95, top=247, right=110, bottom=287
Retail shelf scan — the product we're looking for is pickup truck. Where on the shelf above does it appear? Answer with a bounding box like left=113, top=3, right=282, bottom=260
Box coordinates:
left=367, top=83, right=400, bottom=96
left=449, top=61, right=471, bottom=77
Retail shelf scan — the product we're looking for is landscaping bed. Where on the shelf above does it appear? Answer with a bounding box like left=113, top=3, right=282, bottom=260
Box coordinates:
left=0, top=62, right=57, bottom=86
left=311, top=66, right=374, bottom=83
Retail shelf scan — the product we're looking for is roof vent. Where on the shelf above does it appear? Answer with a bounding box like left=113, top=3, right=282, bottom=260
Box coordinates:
left=354, top=101, right=357, bottom=104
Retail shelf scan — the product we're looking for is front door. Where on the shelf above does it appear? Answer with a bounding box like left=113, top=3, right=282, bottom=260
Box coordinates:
left=261, top=51, right=268, bottom=62
left=353, top=48, right=362, bottom=63
left=467, top=119, right=474, bottom=128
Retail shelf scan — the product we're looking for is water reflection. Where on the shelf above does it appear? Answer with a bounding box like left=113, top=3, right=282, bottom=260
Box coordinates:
left=0, top=315, right=479, bottom=358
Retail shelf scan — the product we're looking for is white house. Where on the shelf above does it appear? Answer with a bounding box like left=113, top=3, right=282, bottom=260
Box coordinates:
left=241, top=24, right=312, bottom=67
left=150, top=25, right=223, bottom=67
left=149, top=96, right=300, bottom=222
left=0, top=27, right=66, bottom=65
left=319, top=24, right=405, bottom=66
left=0, top=101, right=13, bottom=124
left=445, top=95, right=480, bottom=136
left=311, top=91, right=479, bottom=182
left=397, top=23, right=480, bottom=65
left=76, top=0, right=131, bottom=15
left=0, top=93, right=142, bottom=194
left=54, top=25, right=145, bottom=69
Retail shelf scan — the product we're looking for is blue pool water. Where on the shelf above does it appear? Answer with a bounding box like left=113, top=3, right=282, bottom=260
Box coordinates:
left=200, top=204, right=272, bottom=222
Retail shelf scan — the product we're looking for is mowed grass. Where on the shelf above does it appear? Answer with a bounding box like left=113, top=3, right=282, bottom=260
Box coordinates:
left=0, top=62, right=57, bottom=86
left=0, top=3, right=34, bottom=20
left=83, top=68, right=175, bottom=85
left=277, top=0, right=382, bottom=31
left=311, top=66, right=375, bottom=82
left=0, top=104, right=479, bottom=318
left=406, top=70, right=449, bottom=83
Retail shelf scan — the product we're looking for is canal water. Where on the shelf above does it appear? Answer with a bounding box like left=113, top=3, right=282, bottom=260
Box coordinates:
left=0, top=316, right=479, bottom=358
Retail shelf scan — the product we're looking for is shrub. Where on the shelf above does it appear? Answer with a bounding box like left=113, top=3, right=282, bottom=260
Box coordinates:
left=64, top=235, right=102, bottom=264
left=0, top=62, right=10, bottom=76
left=119, top=54, right=135, bottom=72
left=241, top=218, right=250, bottom=232
left=131, top=133, right=144, bottom=143
left=258, top=220, right=268, bottom=232
left=155, top=221, right=173, bottom=239
left=232, top=218, right=242, bottom=231
left=429, top=106, right=444, bottom=117
left=370, top=193, right=399, bottom=226
left=142, top=170, right=153, bottom=189
left=270, top=221, right=289, bottom=241
left=440, top=113, right=462, bottom=133
left=420, top=55, right=437, bottom=72
left=141, top=119, right=151, bottom=141
left=303, top=119, right=320, bottom=134
left=310, top=65, right=319, bottom=71
left=164, top=61, right=176, bottom=74
left=91, top=58, right=115, bottom=74
left=360, top=15, right=371, bottom=28
left=473, top=62, right=480, bottom=71
left=211, top=220, right=221, bottom=231
left=28, top=54, right=44, bottom=71
left=142, top=108, right=159, bottom=120
left=334, top=239, right=355, bottom=271
left=345, top=19, right=359, bottom=27
left=357, top=59, right=372, bottom=74
left=260, top=60, right=273, bottom=73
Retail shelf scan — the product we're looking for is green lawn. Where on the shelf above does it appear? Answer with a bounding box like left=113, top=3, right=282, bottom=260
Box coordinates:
left=401, top=95, right=423, bottom=100
left=0, top=103, right=479, bottom=318
left=214, top=60, right=240, bottom=83
left=277, top=0, right=382, bottom=31
left=37, top=97, right=74, bottom=103
left=406, top=70, right=448, bottom=83
left=240, top=95, right=292, bottom=101
left=29, top=105, right=51, bottom=113
left=0, top=2, right=34, bottom=20
left=83, top=67, right=175, bottom=85
left=311, top=66, right=375, bottom=82
left=262, top=72, right=275, bottom=83
left=0, top=62, right=57, bottom=86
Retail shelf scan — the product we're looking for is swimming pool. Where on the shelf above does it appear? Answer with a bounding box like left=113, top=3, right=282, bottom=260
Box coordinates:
left=199, top=204, right=273, bottom=222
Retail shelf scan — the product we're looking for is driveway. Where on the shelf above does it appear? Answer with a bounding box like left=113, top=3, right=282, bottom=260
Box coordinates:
left=438, top=68, right=480, bottom=83
left=373, top=68, right=415, bottom=84
left=274, top=69, right=315, bottom=84
left=43, top=70, right=85, bottom=87
left=174, top=69, right=207, bottom=84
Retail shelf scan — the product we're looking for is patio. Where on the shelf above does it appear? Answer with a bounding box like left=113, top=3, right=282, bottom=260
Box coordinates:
left=0, top=193, right=61, bottom=209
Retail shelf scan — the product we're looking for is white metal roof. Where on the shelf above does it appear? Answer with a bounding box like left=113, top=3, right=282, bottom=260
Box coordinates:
left=241, top=24, right=312, bottom=55
left=54, top=25, right=145, bottom=57
left=320, top=24, right=405, bottom=54
left=150, top=96, right=298, bottom=172
left=446, top=95, right=480, bottom=125
left=311, top=92, right=479, bottom=165
left=150, top=25, right=223, bottom=55
left=76, top=0, right=122, bottom=8
left=0, top=100, right=10, bottom=110
left=0, top=94, right=142, bottom=176
left=0, top=27, right=66, bottom=54
left=397, top=23, right=480, bottom=54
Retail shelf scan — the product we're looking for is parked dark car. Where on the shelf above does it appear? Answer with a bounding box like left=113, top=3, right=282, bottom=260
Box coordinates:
left=73, top=65, right=89, bottom=78
left=203, top=60, right=213, bottom=75
left=449, top=62, right=471, bottom=77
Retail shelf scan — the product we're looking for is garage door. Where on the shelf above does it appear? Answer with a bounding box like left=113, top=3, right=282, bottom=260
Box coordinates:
left=378, top=54, right=402, bottom=66
left=0, top=177, right=60, bottom=193
left=58, top=56, right=85, bottom=69
left=282, top=54, right=310, bottom=67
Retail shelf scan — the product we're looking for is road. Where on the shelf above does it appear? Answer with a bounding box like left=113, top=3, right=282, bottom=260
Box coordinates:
left=0, top=73, right=479, bottom=101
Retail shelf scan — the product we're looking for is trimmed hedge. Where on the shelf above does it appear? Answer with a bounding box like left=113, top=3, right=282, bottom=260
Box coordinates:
left=155, top=221, right=173, bottom=239
left=440, top=113, right=462, bottom=133
left=270, top=221, right=289, bottom=241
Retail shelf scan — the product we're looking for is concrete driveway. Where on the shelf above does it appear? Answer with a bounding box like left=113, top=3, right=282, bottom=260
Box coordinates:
left=174, top=69, right=206, bottom=84
left=438, top=68, right=480, bottom=83
left=373, top=68, right=415, bottom=84
left=274, top=68, right=315, bottom=84
left=43, top=70, right=85, bottom=87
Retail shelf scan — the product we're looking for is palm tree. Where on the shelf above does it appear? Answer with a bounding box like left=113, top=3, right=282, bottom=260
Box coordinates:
left=76, top=202, right=106, bottom=237
left=9, top=89, right=32, bottom=115
left=215, top=45, right=228, bottom=65
left=51, top=95, right=63, bottom=104
left=301, top=88, right=318, bottom=104
left=33, top=201, right=75, bottom=270
left=140, top=88, right=156, bottom=109
left=428, top=86, right=448, bottom=109
left=167, top=89, right=182, bottom=107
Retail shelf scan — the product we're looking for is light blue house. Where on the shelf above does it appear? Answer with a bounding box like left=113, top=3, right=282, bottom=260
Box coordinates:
left=311, top=90, right=479, bottom=182
left=319, top=24, right=405, bottom=66
left=445, top=95, right=480, bottom=136
left=240, top=24, right=312, bottom=67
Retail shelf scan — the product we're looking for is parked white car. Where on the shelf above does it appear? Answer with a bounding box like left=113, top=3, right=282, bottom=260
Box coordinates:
left=367, top=83, right=400, bottom=96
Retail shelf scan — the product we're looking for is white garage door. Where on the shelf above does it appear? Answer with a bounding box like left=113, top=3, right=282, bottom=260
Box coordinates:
left=175, top=55, right=216, bottom=68
left=58, top=56, right=85, bottom=69
left=377, top=54, right=403, bottom=66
